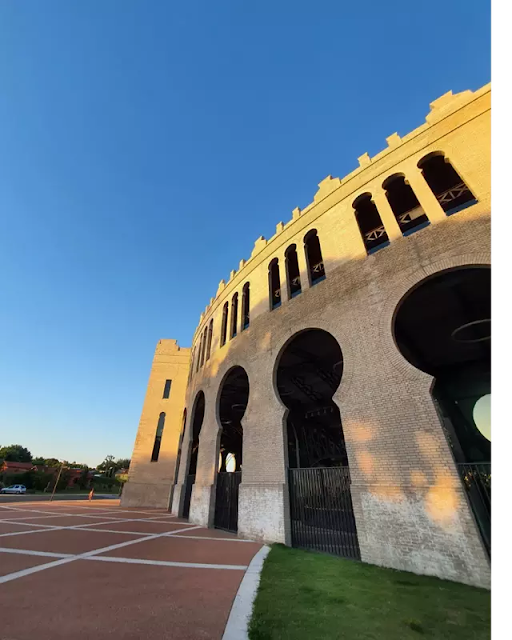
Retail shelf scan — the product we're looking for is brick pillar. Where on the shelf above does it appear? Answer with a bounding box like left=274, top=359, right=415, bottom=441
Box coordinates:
left=407, top=167, right=447, bottom=223
left=372, top=190, right=403, bottom=241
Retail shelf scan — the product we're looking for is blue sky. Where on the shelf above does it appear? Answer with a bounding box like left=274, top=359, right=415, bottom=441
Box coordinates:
left=0, top=1, right=490, bottom=466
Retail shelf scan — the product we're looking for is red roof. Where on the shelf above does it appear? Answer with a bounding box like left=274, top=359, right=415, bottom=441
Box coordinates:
left=2, top=461, right=34, bottom=470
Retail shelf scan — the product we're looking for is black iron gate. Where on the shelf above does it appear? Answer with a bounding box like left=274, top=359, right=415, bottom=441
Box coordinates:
left=288, top=467, right=360, bottom=560
left=182, top=474, right=195, bottom=519
left=457, top=462, right=491, bottom=556
left=214, top=472, right=241, bottom=533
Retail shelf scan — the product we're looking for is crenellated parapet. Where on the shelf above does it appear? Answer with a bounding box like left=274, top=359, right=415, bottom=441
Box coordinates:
left=189, top=83, right=491, bottom=366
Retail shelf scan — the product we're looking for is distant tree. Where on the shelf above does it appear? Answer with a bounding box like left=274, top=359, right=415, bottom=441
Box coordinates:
left=44, top=458, right=61, bottom=467
left=78, top=466, right=90, bottom=489
left=96, top=455, right=116, bottom=472
left=115, top=458, right=131, bottom=470
left=32, top=457, right=45, bottom=466
left=0, top=444, right=32, bottom=463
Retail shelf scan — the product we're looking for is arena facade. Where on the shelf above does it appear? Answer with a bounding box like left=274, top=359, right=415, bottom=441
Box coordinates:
left=122, top=83, right=491, bottom=588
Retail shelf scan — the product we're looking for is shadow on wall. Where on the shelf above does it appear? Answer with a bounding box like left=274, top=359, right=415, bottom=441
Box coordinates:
left=179, top=208, right=490, bottom=536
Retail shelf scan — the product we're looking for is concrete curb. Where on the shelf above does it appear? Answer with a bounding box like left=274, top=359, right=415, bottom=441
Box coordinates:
left=222, top=545, right=271, bottom=640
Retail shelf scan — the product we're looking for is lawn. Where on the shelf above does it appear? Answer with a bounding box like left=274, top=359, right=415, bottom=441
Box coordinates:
left=249, top=545, right=490, bottom=640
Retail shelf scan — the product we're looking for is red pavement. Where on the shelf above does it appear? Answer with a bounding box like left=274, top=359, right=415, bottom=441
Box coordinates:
left=0, top=498, right=263, bottom=640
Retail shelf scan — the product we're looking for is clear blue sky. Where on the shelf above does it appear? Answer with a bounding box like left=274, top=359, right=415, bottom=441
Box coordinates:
left=0, top=1, right=490, bottom=466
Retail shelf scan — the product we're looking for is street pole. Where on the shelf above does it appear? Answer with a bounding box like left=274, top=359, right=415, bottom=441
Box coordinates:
left=50, top=463, right=64, bottom=502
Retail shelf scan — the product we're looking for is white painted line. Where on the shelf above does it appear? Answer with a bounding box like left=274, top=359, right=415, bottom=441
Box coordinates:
left=0, top=527, right=63, bottom=538
left=68, top=527, right=171, bottom=536
left=169, top=534, right=255, bottom=543
left=222, top=545, right=270, bottom=640
left=86, top=555, right=248, bottom=571
left=165, top=525, right=203, bottom=535
left=0, top=547, right=72, bottom=558
left=0, top=556, right=78, bottom=584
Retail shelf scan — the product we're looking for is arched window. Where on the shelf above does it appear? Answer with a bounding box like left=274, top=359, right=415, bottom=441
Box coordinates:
left=304, top=229, right=325, bottom=285
left=151, top=412, right=165, bottom=462
left=230, top=293, right=239, bottom=339
left=285, top=244, right=301, bottom=298
left=383, top=174, right=430, bottom=236
left=353, top=193, right=389, bottom=254
left=242, top=283, right=250, bottom=330
left=206, top=319, right=213, bottom=360
left=418, top=153, right=477, bottom=215
left=220, top=302, right=228, bottom=346
left=200, top=326, right=208, bottom=366
left=269, top=258, right=281, bottom=310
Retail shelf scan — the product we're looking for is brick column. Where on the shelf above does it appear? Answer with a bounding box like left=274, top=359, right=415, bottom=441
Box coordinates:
left=406, top=167, right=446, bottom=223
left=372, top=190, right=403, bottom=241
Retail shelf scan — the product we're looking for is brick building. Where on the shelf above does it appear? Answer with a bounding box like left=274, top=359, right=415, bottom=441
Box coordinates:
left=122, top=84, right=491, bottom=588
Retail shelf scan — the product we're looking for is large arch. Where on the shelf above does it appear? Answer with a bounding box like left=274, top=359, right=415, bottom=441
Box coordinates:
left=393, top=266, right=491, bottom=554
left=182, top=390, right=205, bottom=518
left=214, top=366, right=249, bottom=532
left=275, top=328, right=360, bottom=559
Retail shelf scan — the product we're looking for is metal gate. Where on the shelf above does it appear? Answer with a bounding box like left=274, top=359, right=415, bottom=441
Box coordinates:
left=458, top=462, right=491, bottom=556
left=214, top=472, right=241, bottom=533
left=288, top=467, right=360, bottom=560
left=182, top=474, right=195, bottom=519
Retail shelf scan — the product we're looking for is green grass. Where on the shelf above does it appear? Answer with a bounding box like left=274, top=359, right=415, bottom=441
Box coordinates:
left=249, top=545, right=490, bottom=640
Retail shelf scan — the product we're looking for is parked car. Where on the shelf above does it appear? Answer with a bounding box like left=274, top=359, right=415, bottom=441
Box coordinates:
left=0, top=484, right=27, bottom=494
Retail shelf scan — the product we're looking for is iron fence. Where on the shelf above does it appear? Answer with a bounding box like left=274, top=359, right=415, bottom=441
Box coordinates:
left=182, top=474, right=195, bottom=519
left=215, top=471, right=241, bottom=533
left=457, top=462, right=491, bottom=556
left=288, top=467, right=360, bottom=560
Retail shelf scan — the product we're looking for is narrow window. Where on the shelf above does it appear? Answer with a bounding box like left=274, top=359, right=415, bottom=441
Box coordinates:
left=151, top=412, right=166, bottom=462
left=418, top=153, right=477, bottom=215
left=196, top=335, right=202, bottom=372
left=200, top=326, right=208, bottom=367
left=353, top=193, right=389, bottom=254
left=304, top=230, right=325, bottom=285
left=221, top=302, right=228, bottom=346
left=269, top=258, right=281, bottom=310
left=230, top=293, right=239, bottom=339
left=162, top=379, right=172, bottom=399
left=384, top=174, right=430, bottom=236
left=242, top=283, right=250, bottom=329
left=285, top=244, right=301, bottom=298
left=206, top=319, right=213, bottom=359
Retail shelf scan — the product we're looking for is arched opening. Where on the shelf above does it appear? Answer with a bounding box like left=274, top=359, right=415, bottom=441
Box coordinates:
left=182, top=391, right=205, bottom=519
left=214, top=366, right=249, bottom=532
left=242, top=283, right=250, bottom=330
left=220, top=302, right=228, bottom=347
left=206, top=319, right=213, bottom=360
left=353, top=194, right=389, bottom=254
left=230, top=293, right=239, bottom=339
left=285, top=244, right=301, bottom=298
left=304, top=229, right=325, bottom=285
left=200, top=326, right=208, bottom=367
left=418, top=153, right=477, bottom=215
left=276, top=329, right=359, bottom=559
left=394, top=266, right=491, bottom=554
left=151, top=413, right=166, bottom=462
left=383, top=174, right=430, bottom=236
left=269, top=258, right=281, bottom=310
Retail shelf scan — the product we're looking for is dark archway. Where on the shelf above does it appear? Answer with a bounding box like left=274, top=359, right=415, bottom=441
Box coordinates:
left=276, top=329, right=359, bottom=559
left=383, top=174, right=430, bottom=236
left=353, top=193, right=389, bottom=254
left=394, top=266, right=491, bottom=554
left=182, top=391, right=205, bottom=518
left=418, top=153, right=477, bottom=215
left=214, top=366, right=249, bottom=532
